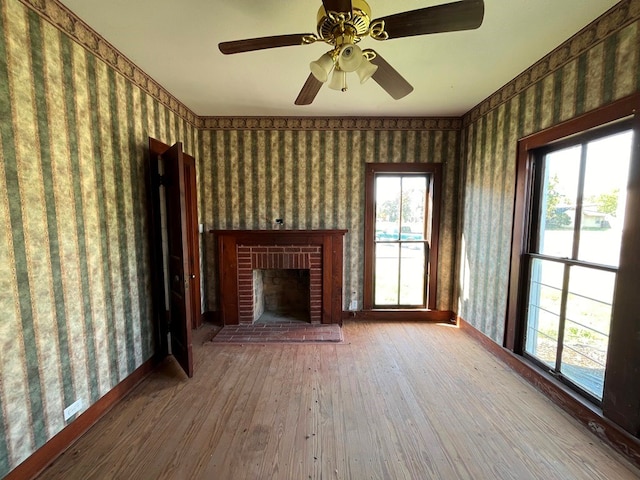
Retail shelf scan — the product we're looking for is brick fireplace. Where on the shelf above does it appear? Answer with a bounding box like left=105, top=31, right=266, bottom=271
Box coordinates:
left=212, top=230, right=347, bottom=325
left=238, top=245, right=321, bottom=323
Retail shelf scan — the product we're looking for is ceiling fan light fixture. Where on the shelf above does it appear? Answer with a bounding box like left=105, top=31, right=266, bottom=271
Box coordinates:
left=328, top=68, right=348, bottom=91
left=309, top=52, right=335, bottom=83
left=356, top=58, right=378, bottom=84
left=337, top=43, right=363, bottom=72
left=219, top=0, right=485, bottom=105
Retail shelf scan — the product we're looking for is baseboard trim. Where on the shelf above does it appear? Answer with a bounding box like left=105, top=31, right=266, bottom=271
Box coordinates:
left=344, top=309, right=455, bottom=322
left=207, top=309, right=456, bottom=324
left=6, top=358, right=156, bottom=480
left=457, top=317, right=640, bottom=470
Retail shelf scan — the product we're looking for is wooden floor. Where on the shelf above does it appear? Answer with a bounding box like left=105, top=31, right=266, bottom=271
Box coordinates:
left=36, top=321, right=640, bottom=480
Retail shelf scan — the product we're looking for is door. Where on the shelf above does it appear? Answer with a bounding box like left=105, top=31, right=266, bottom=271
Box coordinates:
left=162, top=143, right=194, bottom=377
left=148, top=137, right=195, bottom=378
left=183, top=153, right=201, bottom=329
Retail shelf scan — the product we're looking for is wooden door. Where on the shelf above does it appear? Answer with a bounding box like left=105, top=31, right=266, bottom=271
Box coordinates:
left=183, top=153, right=201, bottom=329
left=162, top=143, right=194, bottom=377
left=148, top=137, right=195, bottom=378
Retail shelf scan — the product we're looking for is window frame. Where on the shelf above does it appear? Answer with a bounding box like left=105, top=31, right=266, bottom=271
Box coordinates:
left=363, top=163, right=442, bottom=311
left=520, top=123, right=632, bottom=404
left=506, top=92, right=640, bottom=435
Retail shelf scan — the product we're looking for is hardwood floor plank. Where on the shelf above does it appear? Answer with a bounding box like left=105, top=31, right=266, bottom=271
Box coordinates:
left=35, top=321, right=640, bottom=480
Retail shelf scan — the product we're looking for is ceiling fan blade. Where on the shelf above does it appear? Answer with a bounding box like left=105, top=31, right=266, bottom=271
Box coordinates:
left=321, top=0, right=352, bottom=14
left=370, top=52, right=414, bottom=100
left=219, top=34, right=314, bottom=54
left=295, top=74, right=323, bottom=105
left=372, top=0, right=484, bottom=40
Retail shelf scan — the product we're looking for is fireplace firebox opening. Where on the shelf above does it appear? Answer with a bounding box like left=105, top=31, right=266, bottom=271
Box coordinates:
left=253, top=269, right=310, bottom=323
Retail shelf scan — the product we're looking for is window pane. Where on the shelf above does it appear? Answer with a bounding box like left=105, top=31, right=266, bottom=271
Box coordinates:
left=525, top=258, right=564, bottom=368
left=375, top=177, right=401, bottom=241
left=375, top=243, right=399, bottom=304
left=400, top=177, right=426, bottom=241
left=522, top=125, right=631, bottom=405
left=399, top=244, right=425, bottom=305
left=577, top=131, right=632, bottom=267
left=539, top=146, right=581, bottom=258
left=374, top=174, right=430, bottom=307
left=560, top=266, right=614, bottom=399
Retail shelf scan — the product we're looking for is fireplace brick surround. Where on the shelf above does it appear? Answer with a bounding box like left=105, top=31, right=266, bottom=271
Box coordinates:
left=212, top=230, right=347, bottom=325
left=238, top=245, right=321, bottom=323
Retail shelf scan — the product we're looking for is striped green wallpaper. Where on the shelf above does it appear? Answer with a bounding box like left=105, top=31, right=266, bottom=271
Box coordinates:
left=197, top=127, right=461, bottom=314
left=2, top=0, right=639, bottom=476
left=458, top=1, right=640, bottom=342
left=0, top=0, right=197, bottom=475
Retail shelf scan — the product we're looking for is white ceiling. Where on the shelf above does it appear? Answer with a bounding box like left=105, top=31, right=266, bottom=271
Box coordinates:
left=58, top=0, right=620, bottom=117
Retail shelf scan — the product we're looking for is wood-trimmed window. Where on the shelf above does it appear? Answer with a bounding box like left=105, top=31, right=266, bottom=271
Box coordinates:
left=363, top=163, right=442, bottom=311
left=506, top=93, right=640, bottom=435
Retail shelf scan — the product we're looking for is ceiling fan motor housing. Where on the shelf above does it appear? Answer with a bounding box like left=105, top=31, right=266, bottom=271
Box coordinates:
left=316, top=0, right=372, bottom=44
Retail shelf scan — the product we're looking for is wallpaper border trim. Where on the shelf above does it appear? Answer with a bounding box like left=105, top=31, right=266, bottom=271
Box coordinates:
left=16, top=0, right=200, bottom=127
left=16, top=0, right=462, bottom=132
left=199, top=117, right=462, bottom=131
left=463, top=0, right=639, bottom=126
left=17, top=0, right=463, bottom=132
left=20, top=0, right=636, bottom=132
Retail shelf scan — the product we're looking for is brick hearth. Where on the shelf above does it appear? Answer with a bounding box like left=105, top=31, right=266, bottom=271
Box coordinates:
left=207, top=323, right=343, bottom=343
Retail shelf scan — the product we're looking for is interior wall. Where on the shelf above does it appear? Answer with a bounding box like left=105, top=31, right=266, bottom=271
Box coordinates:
left=197, top=124, right=461, bottom=314
left=458, top=1, right=640, bottom=342
left=0, top=0, right=198, bottom=476
left=2, top=0, right=638, bottom=477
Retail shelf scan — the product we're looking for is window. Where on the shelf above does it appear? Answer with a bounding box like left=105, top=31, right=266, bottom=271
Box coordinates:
left=508, top=93, right=640, bottom=435
left=523, top=126, right=632, bottom=402
left=364, top=163, right=441, bottom=310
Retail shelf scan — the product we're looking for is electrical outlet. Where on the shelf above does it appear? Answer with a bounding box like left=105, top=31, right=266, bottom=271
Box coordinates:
left=349, top=299, right=358, bottom=310
left=63, top=398, right=84, bottom=421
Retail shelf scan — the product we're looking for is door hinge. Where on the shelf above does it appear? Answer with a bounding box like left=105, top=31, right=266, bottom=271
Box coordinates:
left=156, top=173, right=167, bottom=186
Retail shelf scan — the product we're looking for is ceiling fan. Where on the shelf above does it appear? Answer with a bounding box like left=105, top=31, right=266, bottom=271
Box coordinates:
left=218, top=0, right=484, bottom=105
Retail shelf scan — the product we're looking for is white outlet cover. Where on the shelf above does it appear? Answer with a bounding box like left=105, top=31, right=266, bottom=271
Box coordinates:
left=63, top=399, right=84, bottom=420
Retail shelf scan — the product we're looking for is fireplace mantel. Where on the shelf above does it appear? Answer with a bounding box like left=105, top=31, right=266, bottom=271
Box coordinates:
left=210, top=229, right=347, bottom=325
